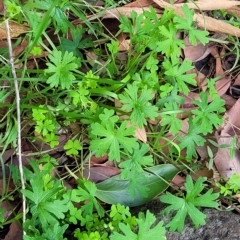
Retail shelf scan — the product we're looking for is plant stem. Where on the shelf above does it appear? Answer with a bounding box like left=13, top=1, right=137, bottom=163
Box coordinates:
left=5, top=19, right=26, bottom=233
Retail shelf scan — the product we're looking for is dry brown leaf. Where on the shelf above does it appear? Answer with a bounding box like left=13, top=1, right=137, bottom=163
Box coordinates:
left=153, top=0, right=240, bottom=37
left=226, top=7, right=240, bottom=18
left=184, top=38, right=213, bottom=62
left=134, top=126, right=147, bottom=143
left=0, top=21, right=29, bottom=39
left=127, top=121, right=147, bottom=143
left=221, top=94, right=237, bottom=110
left=117, top=33, right=130, bottom=51
left=119, top=41, right=130, bottom=51
left=180, top=92, right=201, bottom=108
left=4, top=222, right=23, bottom=240
left=209, top=48, right=231, bottom=96
left=102, top=7, right=161, bottom=19
left=83, top=166, right=120, bottom=183
left=12, top=40, right=27, bottom=57
left=0, top=0, right=3, bottom=12
left=233, top=74, right=240, bottom=86
left=0, top=201, right=19, bottom=224
left=2, top=149, right=15, bottom=163
left=86, top=51, right=106, bottom=72
left=224, top=55, right=237, bottom=72
left=196, top=70, right=208, bottom=89
left=176, top=0, right=240, bottom=10
left=90, top=154, right=108, bottom=164
left=235, top=193, right=240, bottom=203
left=4, top=207, right=23, bottom=240
left=214, top=134, right=240, bottom=179
left=191, top=168, right=214, bottom=181
left=0, top=180, right=15, bottom=193
left=212, top=48, right=224, bottom=76
left=175, top=0, right=186, bottom=2
left=196, top=87, right=239, bottom=180
left=125, top=0, right=183, bottom=7
left=215, top=77, right=231, bottom=97
left=171, top=174, right=185, bottom=187
left=196, top=142, right=218, bottom=160
left=222, top=99, right=240, bottom=136
left=11, top=151, right=34, bottom=167
left=125, top=0, right=154, bottom=7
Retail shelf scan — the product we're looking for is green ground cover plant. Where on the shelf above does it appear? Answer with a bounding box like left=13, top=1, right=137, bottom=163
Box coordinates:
left=1, top=0, right=240, bottom=239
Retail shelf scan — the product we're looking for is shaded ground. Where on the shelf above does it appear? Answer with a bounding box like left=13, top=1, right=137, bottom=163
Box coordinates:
left=132, top=200, right=240, bottom=239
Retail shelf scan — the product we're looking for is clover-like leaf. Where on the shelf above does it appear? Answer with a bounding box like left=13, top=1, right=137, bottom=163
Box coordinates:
left=64, top=140, right=82, bottom=156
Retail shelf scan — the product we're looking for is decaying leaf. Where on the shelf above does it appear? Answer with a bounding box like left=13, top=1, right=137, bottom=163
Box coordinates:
left=221, top=94, right=237, bottom=110
left=191, top=168, right=214, bottom=181
left=222, top=99, right=240, bottom=136
left=117, top=33, right=130, bottom=51
left=184, top=37, right=213, bottom=63
left=125, top=0, right=154, bottom=7
left=214, top=134, right=240, bottom=179
left=83, top=166, right=121, bottom=183
left=226, top=6, right=240, bottom=18
left=4, top=207, right=23, bottom=240
left=0, top=0, right=3, bottom=12
left=90, top=154, right=108, bottom=164
left=215, top=77, right=231, bottom=97
left=102, top=7, right=161, bottom=19
left=0, top=21, right=29, bottom=39
left=127, top=121, right=147, bottom=143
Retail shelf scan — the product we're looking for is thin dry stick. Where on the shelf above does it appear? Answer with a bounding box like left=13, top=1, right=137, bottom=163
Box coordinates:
left=153, top=0, right=240, bottom=37
left=5, top=19, right=26, bottom=229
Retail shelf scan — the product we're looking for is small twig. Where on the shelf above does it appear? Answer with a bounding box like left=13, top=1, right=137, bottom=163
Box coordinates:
left=5, top=19, right=26, bottom=232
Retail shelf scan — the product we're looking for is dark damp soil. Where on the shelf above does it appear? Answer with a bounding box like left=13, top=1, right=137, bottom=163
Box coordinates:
left=131, top=200, right=240, bottom=240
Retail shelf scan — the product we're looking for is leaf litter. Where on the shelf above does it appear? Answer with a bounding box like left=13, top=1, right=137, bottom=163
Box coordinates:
left=2, top=0, right=240, bottom=238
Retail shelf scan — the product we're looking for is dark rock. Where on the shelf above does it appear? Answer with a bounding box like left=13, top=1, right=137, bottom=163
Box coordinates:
left=131, top=200, right=240, bottom=240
